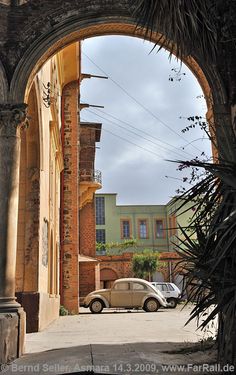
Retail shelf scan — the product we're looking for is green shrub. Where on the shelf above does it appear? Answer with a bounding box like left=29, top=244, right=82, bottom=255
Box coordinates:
left=59, top=305, right=69, bottom=316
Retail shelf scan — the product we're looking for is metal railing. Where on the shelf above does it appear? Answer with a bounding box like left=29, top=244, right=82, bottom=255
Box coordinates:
left=79, top=169, right=102, bottom=184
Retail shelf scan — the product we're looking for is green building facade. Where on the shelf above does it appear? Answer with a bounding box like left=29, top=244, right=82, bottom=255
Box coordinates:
left=95, top=193, right=194, bottom=255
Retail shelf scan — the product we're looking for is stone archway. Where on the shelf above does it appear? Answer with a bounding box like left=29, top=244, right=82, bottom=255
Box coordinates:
left=0, top=0, right=235, bottom=364
left=0, top=1, right=226, bottom=110
left=100, top=267, right=118, bottom=289
left=12, top=22, right=222, bottom=108
left=9, top=9, right=233, bottom=158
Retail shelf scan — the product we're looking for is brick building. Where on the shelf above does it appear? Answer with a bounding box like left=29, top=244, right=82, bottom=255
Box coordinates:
left=78, top=122, right=103, bottom=300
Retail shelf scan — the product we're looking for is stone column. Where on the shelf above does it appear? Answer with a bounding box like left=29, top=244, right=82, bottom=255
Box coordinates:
left=213, top=104, right=236, bottom=162
left=0, top=103, right=27, bottom=364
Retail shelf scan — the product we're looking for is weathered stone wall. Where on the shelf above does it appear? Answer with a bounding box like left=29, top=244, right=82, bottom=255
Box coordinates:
left=0, top=0, right=230, bottom=109
left=16, top=83, right=40, bottom=312
left=16, top=58, right=63, bottom=332
left=0, top=0, right=132, bottom=85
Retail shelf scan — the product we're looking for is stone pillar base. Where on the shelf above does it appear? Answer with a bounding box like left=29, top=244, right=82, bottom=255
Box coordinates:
left=0, top=307, right=26, bottom=365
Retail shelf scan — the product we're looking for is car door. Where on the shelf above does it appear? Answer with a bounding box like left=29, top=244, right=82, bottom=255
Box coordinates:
left=163, top=283, right=171, bottom=298
left=131, top=282, right=148, bottom=307
left=167, top=283, right=176, bottom=298
left=110, top=281, right=132, bottom=307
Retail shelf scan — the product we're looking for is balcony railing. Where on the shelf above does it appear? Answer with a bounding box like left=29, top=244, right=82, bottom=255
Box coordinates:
left=79, top=169, right=102, bottom=184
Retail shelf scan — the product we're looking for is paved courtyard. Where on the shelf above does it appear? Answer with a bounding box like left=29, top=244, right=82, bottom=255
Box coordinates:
left=2, top=305, right=218, bottom=374
left=26, top=305, right=206, bottom=354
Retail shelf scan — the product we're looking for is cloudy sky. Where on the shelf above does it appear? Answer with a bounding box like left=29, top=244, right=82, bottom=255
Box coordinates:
left=80, top=36, right=211, bottom=205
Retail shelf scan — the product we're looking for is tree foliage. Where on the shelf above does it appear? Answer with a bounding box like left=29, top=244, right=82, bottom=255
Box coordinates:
left=131, top=0, right=217, bottom=61
left=96, top=238, right=137, bottom=255
left=173, top=158, right=236, bottom=365
left=132, top=250, right=159, bottom=281
left=131, top=0, right=236, bottom=64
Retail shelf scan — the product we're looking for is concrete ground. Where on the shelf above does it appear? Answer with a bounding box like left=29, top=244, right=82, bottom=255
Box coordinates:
left=26, top=305, right=206, bottom=353
left=1, top=305, right=218, bottom=375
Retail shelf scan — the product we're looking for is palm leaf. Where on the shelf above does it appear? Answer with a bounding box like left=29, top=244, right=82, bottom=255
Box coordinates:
left=130, top=0, right=218, bottom=61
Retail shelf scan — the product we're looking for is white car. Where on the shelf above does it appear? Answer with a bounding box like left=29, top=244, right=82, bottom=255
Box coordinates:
left=84, top=278, right=168, bottom=313
left=151, top=282, right=181, bottom=308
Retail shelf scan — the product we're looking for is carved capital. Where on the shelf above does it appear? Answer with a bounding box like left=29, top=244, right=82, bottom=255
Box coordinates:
left=0, top=103, right=28, bottom=137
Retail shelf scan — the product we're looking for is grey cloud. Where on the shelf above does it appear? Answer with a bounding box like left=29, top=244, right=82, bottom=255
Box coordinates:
left=81, top=36, right=211, bottom=205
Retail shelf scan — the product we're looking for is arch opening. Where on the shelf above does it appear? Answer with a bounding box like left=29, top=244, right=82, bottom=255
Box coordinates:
left=11, top=22, right=222, bottom=110
left=16, top=23, right=217, bottom=327
left=0, top=3, right=235, bottom=366
left=14, top=15, right=222, bottom=336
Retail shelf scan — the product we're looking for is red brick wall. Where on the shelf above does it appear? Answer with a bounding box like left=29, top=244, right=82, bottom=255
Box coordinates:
left=79, top=124, right=97, bottom=171
left=97, top=253, right=134, bottom=280
left=78, top=123, right=101, bottom=299
left=79, top=200, right=96, bottom=258
left=97, top=252, right=181, bottom=283
left=79, top=262, right=99, bottom=297
left=60, top=81, right=79, bottom=313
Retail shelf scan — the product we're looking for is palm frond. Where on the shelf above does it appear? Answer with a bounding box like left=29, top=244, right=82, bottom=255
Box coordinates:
left=171, top=156, right=236, bottom=364
left=130, top=0, right=218, bottom=61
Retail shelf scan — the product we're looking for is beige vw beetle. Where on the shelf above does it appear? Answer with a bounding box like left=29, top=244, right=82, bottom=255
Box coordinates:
left=84, top=278, right=167, bottom=313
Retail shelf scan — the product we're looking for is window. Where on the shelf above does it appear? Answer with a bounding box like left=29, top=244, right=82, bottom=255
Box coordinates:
left=155, top=220, right=164, bottom=238
left=96, top=229, right=106, bottom=254
left=96, top=196, right=105, bottom=225
left=121, top=220, right=131, bottom=239
left=96, top=229, right=106, bottom=244
left=114, top=282, right=129, bottom=290
left=161, top=284, right=168, bottom=292
left=139, top=219, right=148, bottom=239
left=156, top=284, right=167, bottom=292
left=167, top=284, right=174, bottom=291
left=132, top=283, right=146, bottom=290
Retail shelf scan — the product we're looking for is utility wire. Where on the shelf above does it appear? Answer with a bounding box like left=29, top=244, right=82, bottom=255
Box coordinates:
left=86, top=108, right=194, bottom=160
left=82, top=51, right=203, bottom=154
left=81, top=117, right=168, bottom=160
left=89, top=107, right=195, bottom=159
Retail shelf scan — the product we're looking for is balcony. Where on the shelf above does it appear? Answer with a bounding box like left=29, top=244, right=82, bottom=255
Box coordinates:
left=79, top=169, right=102, bottom=184
left=79, top=169, right=102, bottom=209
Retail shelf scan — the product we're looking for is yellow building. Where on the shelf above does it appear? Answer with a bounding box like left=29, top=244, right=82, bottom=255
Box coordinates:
left=15, top=42, right=101, bottom=333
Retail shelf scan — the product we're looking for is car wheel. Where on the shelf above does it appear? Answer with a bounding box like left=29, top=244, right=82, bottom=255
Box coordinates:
left=89, top=299, right=104, bottom=314
left=143, top=298, right=160, bottom=312
left=167, top=298, right=177, bottom=308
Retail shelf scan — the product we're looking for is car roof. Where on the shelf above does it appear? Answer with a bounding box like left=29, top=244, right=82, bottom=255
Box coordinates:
left=114, top=278, right=152, bottom=285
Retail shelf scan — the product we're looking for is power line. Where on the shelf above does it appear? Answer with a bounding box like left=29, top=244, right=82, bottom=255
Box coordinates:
left=85, top=108, right=194, bottom=160
left=80, top=117, right=168, bottom=160
left=82, top=51, right=203, bottom=154
left=89, top=107, right=195, bottom=159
